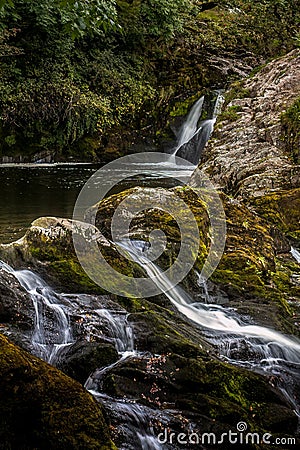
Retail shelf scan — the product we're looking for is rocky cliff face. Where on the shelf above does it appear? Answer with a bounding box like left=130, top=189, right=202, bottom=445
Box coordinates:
left=194, top=49, right=300, bottom=199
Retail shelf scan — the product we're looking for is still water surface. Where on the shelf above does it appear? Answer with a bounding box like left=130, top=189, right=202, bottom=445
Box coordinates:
left=0, top=165, right=99, bottom=243
left=0, top=162, right=190, bottom=243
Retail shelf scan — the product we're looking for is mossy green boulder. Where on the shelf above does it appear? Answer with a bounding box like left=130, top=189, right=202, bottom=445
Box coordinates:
left=0, top=333, right=115, bottom=449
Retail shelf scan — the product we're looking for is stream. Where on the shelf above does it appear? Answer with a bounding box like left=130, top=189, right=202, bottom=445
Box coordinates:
left=121, top=239, right=300, bottom=419
left=0, top=95, right=300, bottom=448
left=1, top=239, right=300, bottom=448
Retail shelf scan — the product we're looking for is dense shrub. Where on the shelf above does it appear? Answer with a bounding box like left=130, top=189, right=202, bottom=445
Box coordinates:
left=0, top=0, right=299, bottom=160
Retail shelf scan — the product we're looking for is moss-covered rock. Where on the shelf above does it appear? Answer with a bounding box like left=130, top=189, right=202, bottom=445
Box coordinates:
left=97, top=351, right=298, bottom=444
left=57, top=340, right=119, bottom=384
left=2, top=180, right=297, bottom=335
left=91, top=186, right=298, bottom=334
left=0, top=333, right=115, bottom=449
left=207, top=195, right=298, bottom=334
left=0, top=217, right=144, bottom=296
left=0, top=190, right=299, bottom=446
left=249, top=188, right=300, bottom=243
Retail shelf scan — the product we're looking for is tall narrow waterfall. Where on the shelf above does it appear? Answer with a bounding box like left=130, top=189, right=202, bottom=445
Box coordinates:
left=173, top=96, right=205, bottom=155
left=171, top=92, right=224, bottom=165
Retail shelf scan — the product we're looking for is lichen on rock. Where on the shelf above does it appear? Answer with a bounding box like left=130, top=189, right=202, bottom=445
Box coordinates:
left=194, top=49, right=300, bottom=199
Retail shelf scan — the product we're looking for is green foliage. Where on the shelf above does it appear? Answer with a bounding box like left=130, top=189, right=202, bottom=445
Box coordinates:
left=0, top=0, right=118, bottom=37
left=0, top=27, right=21, bottom=56
left=0, top=66, right=113, bottom=154
left=235, top=0, right=300, bottom=56
left=0, top=0, right=299, bottom=160
left=140, top=0, right=192, bottom=38
left=116, top=0, right=193, bottom=49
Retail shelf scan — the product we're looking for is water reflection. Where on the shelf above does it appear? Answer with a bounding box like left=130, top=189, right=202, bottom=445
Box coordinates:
left=0, top=162, right=192, bottom=243
left=0, top=165, right=99, bottom=243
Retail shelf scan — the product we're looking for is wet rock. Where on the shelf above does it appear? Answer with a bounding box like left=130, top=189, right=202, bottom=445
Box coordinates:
left=96, top=352, right=299, bottom=440
left=0, top=269, right=33, bottom=328
left=91, top=186, right=298, bottom=334
left=129, top=304, right=211, bottom=357
left=57, top=340, right=119, bottom=384
left=0, top=268, right=35, bottom=351
left=0, top=333, right=115, bottom=449
left=0, top=216, right=144, bottom=295
left=2, top=180, right=296, bottom=336
left=193, top=49, right=300, bottom=199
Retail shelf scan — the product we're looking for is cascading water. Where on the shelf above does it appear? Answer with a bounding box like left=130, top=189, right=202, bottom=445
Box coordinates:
left=121, top=240, right=300, bottom=418
left=95, top=308, right=134, bottom=353
left=0, top=258, right=167, bottom=449
left=196, top=272, right=211, bottom=304
left=291, top=247, right=300, bottom=264
left=84, top=309, right=168, bottom=450
left=171, top=91, right=224, bottom=165
left=90, top=390, right=172, bottom=450
left=2, top=241, right=299, bottom=448
left=84, top=308, right=136, bottom=393
left=173, top=96, right=205, bottom=156
left=0, top=260, right=73, bottom=363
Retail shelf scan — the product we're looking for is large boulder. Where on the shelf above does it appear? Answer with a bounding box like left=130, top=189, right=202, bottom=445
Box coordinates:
left=0, top=216, right=143, bottom=295
left=90, top=186, right=299, bottom=334
left=0, top=185, right=299, bottom=447
left=94, top=351, right=299, bottom=447
left=1, top=185, right=298, bottom=335
left=0, top=333, right=115, bottom=449
left=57, top=340, right=119, bottom=384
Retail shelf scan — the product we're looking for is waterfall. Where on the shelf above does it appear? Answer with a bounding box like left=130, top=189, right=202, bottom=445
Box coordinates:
left=95, top=308, right=134, bottom=353
left=0, top=260, right=73, bottom=363
left=89, top=392, right=170, bottom=450
left=84, top=308, right=136, bottom=392
left=0, top=258, right=164, bottom=449
left=291, top=247, right=300, bottom=264
left=84, top=309, right=166, bottom=449
left=78, top=277, right=165, bottom=449
left=2, top=243, right=299, bottom=447
left=173, top=96, right=205, bottom=155
left=171, top=92, right=224, bottom=165
left=121, top=239, right=300, bottom=417
left=196, top=271, right=211, bottom=304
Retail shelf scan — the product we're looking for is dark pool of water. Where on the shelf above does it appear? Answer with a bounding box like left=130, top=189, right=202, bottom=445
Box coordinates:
left=0, top=162, right=190, bottom=243
left=0, top=164, right=100, bottom=243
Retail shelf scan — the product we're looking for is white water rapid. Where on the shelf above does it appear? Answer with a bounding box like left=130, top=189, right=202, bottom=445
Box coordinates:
left=121, top=240, right=300, bottom=417
left=0, top=260, right=73, bottom=363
